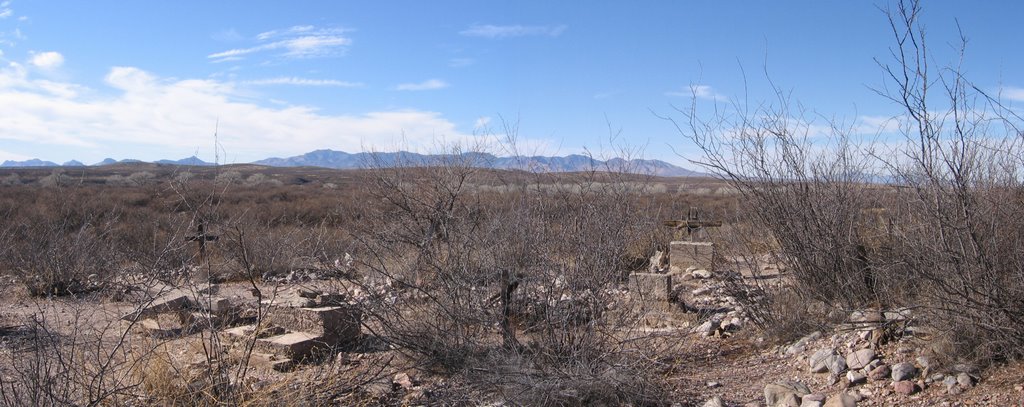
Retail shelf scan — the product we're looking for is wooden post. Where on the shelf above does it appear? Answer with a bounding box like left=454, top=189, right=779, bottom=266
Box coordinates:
left=186, top=223, right=219, bottom=281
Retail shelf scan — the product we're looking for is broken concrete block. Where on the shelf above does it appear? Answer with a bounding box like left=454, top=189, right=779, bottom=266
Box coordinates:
left=629, top=272, right=672, bottom=301
left=137, top=314, right=187, bottom=337
left=670, top=241, right=717, bottom=273
left=246, top=352, right=296, bottom=372
left=222, top=324, right=288, bottom=341
left=267, top=305, right=362, bottom=344
left=123, top=293, right=192, bottom=321
left=255, top=332, right=323, bottom=359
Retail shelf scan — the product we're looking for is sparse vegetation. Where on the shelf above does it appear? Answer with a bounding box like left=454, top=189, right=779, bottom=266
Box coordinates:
left=1, top=2, right=1022, bottom=405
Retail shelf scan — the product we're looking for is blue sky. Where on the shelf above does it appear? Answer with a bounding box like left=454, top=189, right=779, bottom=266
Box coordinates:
left=0, top=1, right=1022, bottom=166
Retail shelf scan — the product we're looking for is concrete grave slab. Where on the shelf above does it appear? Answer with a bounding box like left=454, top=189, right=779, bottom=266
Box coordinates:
left=629, top=272, right=673, bottom=301
left=670, top=241, right=718, bottom=273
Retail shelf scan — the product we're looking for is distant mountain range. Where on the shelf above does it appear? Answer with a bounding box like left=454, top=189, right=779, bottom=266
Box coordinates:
left=1, top=150, right=701, bottom=177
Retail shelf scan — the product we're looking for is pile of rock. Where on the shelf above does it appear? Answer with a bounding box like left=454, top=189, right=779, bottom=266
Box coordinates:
left=769, top=308, right=979, bottom=405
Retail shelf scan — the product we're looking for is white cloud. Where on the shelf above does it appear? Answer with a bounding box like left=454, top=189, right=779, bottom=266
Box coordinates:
left=460, top=24, right=567, bottom=39
left=474, top=116, right=491, bottom=130
left=666, top=84, right=727, bottom=101
left=0, top=65, right=491, bottom=161
left=105, top=66, right=157, bottom=91
left=242, top=77, right=363, bottom=87
left=209, top=26, right=351, bottom=62
left=1000, top=86, right=1024, bottom=102
left=395, top=79, right=448, bottom=91
left=0, top=1, right=11, bottom=19
left=29, top=51, right=64, bottom=70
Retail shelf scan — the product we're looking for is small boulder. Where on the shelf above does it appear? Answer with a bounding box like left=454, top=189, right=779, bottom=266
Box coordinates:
left=846, top=371, right=867, bottom=386
left=694, top=319, right=720, bottom=337
left=810, top=348, right=843, bottom=374
left=892, top=380, right=918, bottom=395
left=800, top=393, right=825, bottom=407
left=845, top=349, right=876, bottom=370
left=765, top=381, right=810, bottom=407
left=393, top=372, right=414, bottom=390
left=956, top=372, right=975, bottom=388
left=890, top=362, right=917, bottom=381
left=867, top=364, right=891, bottom=381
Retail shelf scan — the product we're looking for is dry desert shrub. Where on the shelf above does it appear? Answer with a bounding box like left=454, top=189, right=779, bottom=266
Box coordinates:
left=677, top=0, right=1024, bottom=366
left=352, top=142, right=676, bottom=405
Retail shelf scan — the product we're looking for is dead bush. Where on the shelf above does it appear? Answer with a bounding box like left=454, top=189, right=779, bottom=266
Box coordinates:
left=678, top=0, right=1024, bottom=367
left=355, top=141, right=677, bottom=405
left=6, top=193, right=120, bottom=296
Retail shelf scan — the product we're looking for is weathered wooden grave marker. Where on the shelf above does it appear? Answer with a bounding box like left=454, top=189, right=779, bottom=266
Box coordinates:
left=663, top=207, right=722, bottom=242
left=186, top=222, right=219, bottom=281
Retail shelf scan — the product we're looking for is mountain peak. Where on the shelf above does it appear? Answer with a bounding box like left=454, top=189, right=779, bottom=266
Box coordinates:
left=1, top=158, right=59, bottom=167
left=155, top=156, right=215, bottom=166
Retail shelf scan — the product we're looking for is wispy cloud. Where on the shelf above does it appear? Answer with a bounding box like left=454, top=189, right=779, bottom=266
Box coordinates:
left=0, top=1, right=12, bottom=19
left=0, top=65, right=490, bottom=162
left=666, top=84, right=727, bottom=101
left=29, top=51, right=64, bottom=70
left=395, top=79, right=448, bottom=91
left=256, top=25, right=315, bottom=41
left=208, top=25, right=352, bottom=62
left=460, top=24, right=567, bottom=39
left=242, top=77, right=363, bottom=87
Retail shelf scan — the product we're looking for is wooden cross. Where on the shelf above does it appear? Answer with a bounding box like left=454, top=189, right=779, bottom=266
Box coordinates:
left=663, top=207, right=722, bottom=241
left=186, top=223, right=219, bottom=263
